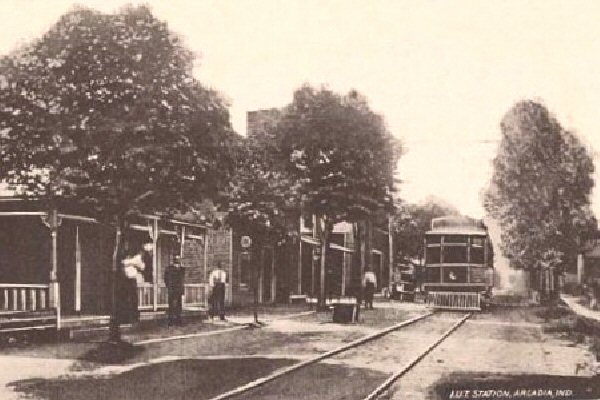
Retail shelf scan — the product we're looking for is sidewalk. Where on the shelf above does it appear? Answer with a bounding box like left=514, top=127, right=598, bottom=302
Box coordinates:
left=561, top=293, right=600, bottom=322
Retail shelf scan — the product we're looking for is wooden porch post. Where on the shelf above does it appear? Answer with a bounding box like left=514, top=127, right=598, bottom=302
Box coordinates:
left=271, top=247, right=276, bottom=302
left=229, top=228, right=233, bottom=305
left=341, top=234, right=347, bottom=297
left=41, top=209, right=62, bottom=329
left=152, top=219, right=159, bottom=312
left=298, top=238, right=302, bottom=296
left=388, top=216, right=393, bottom=291
left=75, top=226, right=81, bottom=313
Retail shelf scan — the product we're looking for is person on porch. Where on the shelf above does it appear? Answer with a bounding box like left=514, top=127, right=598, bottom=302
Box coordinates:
left=209, top=262, right=227, bottom=320
left=164, top=255, right=185, bottom=326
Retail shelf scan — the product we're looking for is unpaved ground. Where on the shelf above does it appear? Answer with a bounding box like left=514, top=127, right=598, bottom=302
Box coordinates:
left=386, top=307, right=597, bottom=400
left=239, top=313, right=464, bottom=400
left=5, top=305, right=586, bottom=400
left=2, top=303, right=423, bottom=399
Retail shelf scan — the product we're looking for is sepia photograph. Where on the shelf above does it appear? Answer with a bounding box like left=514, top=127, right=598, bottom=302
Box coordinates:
left=0, top=1, right=600, bottom=399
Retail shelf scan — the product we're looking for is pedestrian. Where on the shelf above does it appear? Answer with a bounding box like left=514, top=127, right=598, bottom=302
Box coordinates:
left=209, top=262, right=227, bottom=320
left=117, top=248, right=146, bottom=324
left=363, top=269, right=377, bottom=310
left=164, top=255, right=185, bottom=326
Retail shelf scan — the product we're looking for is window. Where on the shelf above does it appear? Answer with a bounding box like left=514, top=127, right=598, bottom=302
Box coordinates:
left=426, top=235, right=441, bottom=245
left=426, top=267, right=441, bottom=283
left=444, top=235, right=468, bottom=244
left=471, top=237, right=485, bottom=247
left=443, top=267, right=468, bottom=283
left=240, top=252, right=251, bottom=286
left=444, top=246, right=467, bottom=263
left=470, top=247, right=485, bottom=264
left=426, top=247, right=441, bottom=264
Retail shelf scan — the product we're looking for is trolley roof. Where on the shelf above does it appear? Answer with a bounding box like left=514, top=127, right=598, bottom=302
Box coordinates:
left=426, top=215, right=488, bottom=235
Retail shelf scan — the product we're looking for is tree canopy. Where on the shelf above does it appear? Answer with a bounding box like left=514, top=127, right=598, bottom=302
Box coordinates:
left=0, top=5, right=234, bottom=222
left=226, top=130, right=300, bottom=245
left=484, top=100, right=596, bottom=271
left=275, top=86, right=401, bottom=226
left=270, top=85, right=401, bottom=305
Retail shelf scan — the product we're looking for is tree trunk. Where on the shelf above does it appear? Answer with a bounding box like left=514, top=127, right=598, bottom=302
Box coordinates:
left=317, top=216, right=331, bottom=309
left=109, top=218, right=124, bottom=343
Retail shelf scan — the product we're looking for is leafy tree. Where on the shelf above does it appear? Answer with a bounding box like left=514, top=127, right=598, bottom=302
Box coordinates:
left=0, top=6, right=234, bottom=340
left=393, top=196, right=460, bottom=263
left=226, top=122, right=299, bottom=246
left=275, top=86, right=401, bottom=306
left=225, top=130, right=300, bottom=314
left=484, top=100, right=596, bottom=295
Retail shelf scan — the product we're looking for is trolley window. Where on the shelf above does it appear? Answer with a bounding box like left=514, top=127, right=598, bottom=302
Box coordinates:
left=426, top=235, right=442, bottom=245
left=426, top=247, right=441, bottom=264
left=426, top=267, right=441, bottom=283
left=471, top=237, right=485, bottom=247
left=444, top=246, right=467, bottom=263
left=443, top=266, right=468, bottom=283
left=444, top=235, right=468, bottom=244
left=470, top=247, right=485, bottom=264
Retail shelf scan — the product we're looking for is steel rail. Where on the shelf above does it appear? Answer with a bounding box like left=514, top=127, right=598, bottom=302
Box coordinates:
left=363, top=312, right=472, bottom=400
left=207, top=311, right=435, bottom=400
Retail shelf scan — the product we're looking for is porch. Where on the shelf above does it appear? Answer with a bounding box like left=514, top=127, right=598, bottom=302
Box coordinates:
left=0, top=282, right=208, bottom=334
left=0, top=204, right=230, bottom=335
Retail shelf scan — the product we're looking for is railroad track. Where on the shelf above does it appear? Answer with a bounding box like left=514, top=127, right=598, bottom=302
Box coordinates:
left=207, top=311, right=472, bottom=400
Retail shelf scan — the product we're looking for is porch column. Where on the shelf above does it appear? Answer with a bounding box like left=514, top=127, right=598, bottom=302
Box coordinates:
left=179, top=225, right=186, bottom=258
left=388, top=216, right=393, bottom=291
left=41, top=209, right=62, bottom=328
left=152, top=219, right=159, bottom=312
left=341, top=234, right=347, bottom=296
left=577, top=253, right=585, bottom=284
left=204, top=230, right=209, bottom=286
left=297, top=238, right=302, bottom=296
left=228, top=228, right=233, bottom=305
left=271, top=247, right=276, bottom=302
left=75, top=226, right=81, bottom=313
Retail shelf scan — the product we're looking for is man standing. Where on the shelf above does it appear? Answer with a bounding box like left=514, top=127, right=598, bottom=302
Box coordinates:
left=363, top=269, right=377, bottom=310
left=164, top=255, right=185, bottom=326
left=209, top=262, right=227, bottom=320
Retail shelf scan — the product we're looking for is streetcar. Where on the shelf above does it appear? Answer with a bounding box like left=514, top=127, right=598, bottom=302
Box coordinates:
left=423, top=216, right=494, bottom=310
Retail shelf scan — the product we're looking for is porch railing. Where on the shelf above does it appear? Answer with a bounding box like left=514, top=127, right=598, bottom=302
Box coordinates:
left=137, top=283, right=207, bottom=310
left=0, top=284, right=52, bottom=312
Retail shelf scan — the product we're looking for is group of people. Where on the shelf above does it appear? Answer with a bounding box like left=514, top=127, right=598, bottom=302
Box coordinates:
left=116, top=246, right=228, bottom=327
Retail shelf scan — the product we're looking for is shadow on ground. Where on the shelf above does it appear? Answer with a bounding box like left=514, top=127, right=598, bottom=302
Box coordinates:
left=429, top=372, right=600, bottom=400
left=8, top=358, right=297, bottom=400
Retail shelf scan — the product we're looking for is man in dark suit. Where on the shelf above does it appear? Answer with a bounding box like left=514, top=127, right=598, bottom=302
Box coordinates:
left=164, top=255, right=185, bottom=326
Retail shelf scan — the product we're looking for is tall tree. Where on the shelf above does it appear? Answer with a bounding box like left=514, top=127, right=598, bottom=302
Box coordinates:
left=226, top=129, right=300, bottom=312
left=484, top=100, right=596, bottom=294
left=275, top=86, right=401, bottom=307
left=0, top=6, right=234, bottom=340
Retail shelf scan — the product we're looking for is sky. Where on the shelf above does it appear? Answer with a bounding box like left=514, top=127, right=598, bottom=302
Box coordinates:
left=1, top=0, right=600, bottom=219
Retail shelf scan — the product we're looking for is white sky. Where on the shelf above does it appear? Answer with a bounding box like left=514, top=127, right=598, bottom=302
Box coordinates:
left=1, top=0, right=600, bottom=219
